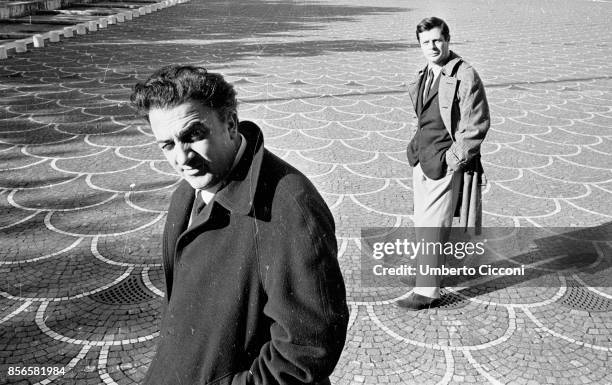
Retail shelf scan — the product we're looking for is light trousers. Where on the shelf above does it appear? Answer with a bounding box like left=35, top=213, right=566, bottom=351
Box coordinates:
left=412, top=163, right=461, bottom=298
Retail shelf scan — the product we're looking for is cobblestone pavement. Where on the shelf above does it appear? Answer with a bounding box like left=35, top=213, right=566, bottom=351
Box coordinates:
left=1, top=0, right=612, bottom=384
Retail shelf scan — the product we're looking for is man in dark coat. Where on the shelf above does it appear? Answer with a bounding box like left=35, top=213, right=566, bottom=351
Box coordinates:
left=130, top=65, right=349, bottom=385
left=398, top=17, right=490, bottom=310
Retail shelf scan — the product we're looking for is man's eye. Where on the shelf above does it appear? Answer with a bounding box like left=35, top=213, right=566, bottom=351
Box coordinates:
left=161, top=142, right=174, bottom=151
left=190, top=125, right=208, bottom=141
left=190, top=133, right=204, bottom=141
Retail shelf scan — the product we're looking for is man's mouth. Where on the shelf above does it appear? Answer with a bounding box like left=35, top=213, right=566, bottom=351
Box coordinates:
left=181, top=167, right=204, bottom=176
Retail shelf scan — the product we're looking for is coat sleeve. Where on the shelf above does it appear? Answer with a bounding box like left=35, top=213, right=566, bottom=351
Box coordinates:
left=232, top=187, right=349, bottom=385
left=445, top=65, right=490, bottom=170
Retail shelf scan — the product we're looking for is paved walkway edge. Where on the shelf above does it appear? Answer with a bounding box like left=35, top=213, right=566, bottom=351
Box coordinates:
left=0, top=0, right=97, bottom=20
left=0, top=0, right=190, bottom=59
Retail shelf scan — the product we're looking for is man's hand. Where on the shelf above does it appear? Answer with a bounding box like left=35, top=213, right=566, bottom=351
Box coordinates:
left=445, top=149, right=462, bottom=173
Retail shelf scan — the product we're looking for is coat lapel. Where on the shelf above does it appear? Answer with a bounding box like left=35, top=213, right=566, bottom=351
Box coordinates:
left=166, top=180, right=194, bottom=244
left=163, top=179, right=194, bottom=300
left=438, top=75, right=457, bottom=138
left=408, top=69, right=425, bottom=114
left=438, top=52, right=463, bottom=139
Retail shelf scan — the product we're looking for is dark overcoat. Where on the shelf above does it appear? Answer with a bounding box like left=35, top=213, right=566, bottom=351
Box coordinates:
left=143, top=121, right=349, bottom=385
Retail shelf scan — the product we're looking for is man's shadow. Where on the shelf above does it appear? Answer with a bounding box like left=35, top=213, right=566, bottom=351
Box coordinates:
left=444, top=223, right=612, bottom=304
left=362, top=223, right=612, bottom=308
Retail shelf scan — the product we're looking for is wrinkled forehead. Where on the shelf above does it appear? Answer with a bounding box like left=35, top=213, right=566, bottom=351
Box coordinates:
left=148, top=101, right=217, bottom=138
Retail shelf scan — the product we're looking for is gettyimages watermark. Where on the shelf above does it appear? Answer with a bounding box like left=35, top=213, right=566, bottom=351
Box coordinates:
left=361, top=226, right=611, bottom=288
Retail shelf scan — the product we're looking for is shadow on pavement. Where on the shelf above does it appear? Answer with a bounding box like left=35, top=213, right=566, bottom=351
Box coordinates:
left=487, top=75, right=612, bottom=89
left=363, top=223, right=612, bottom=298
left=64, top=0, right=414, bottom=68
left=448, top=223, right=612, bottom=303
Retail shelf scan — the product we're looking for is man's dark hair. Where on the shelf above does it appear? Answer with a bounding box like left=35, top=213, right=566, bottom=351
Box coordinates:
left=130, top=65, right=237, bottom=121
left=415, top=17, right=450, bottom=42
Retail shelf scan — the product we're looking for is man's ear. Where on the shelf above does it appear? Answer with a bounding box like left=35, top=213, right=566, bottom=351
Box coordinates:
left=226, top=111, right=239, bottom=138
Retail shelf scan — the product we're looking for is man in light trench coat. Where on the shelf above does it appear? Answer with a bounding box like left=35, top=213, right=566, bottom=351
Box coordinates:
left=397, top=16, right=491, bottom=310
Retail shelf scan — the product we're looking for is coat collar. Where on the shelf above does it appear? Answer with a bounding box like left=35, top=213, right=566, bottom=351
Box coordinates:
left=213, top=120, right=264, bottom=216
left=441, top=51, right=462, bottom=76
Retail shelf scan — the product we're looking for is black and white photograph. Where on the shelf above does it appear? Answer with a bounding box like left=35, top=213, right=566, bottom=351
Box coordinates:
left=1, top=0, right=611, bottom=384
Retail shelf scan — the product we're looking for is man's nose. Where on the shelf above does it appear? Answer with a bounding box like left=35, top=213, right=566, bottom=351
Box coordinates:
left=175, top=144, right=192, bottom=165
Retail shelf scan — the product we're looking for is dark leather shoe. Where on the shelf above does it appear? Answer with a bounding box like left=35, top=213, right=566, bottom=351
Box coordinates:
left=395, top=293, right=440, bottom=310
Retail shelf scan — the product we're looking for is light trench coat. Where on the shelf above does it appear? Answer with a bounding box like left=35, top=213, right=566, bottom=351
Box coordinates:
left=407, top=51, right=491, bottom=232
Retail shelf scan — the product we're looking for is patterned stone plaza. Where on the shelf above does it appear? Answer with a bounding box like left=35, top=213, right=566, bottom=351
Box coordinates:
left=1, top=0, right=611, bottom=383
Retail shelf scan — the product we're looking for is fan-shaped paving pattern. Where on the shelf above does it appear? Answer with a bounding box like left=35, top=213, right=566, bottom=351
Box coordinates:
left=527, top=199, right=611, bottom=227
left=468, top=310, right=612, bottom=384
left=537, top=157, right=612, bottom=183
left=535, top=127, right=600, bottom=146
left=345, top=115, right=405, bottom=132
left=500, top=170, right=589, bottom=199
left=1, top=242, right=126, bottom=300
left=346, top=153, right=411, bottom=179
left=0, top=118, right=48, bottom=133
left=0, top=125, right=75, bottom=145
left=266, top=129, right=331, bottom=150
left=0, top=203, right=36, bottom=229
left=354, top=180, right=413, bottom=215
left=56, top=117, right=126, bottom=136
left=24, top=137, right=107, bottom=159
left=371, top=301, right=512, bottom=349
left=337, top=240, right=408, bottom=303
left=42, top=292, right=161, bottom=343
left=331, top=196, right=398, bottom=238
left=484, top=183, right=559, bottom=217
left=47, top=195, right=163, bottom=236
left=280, top=152, right=335, bottom=176
left=566, top=186, right=612, bottom=217
left=85, top=124, right=153, bottom=146
left=94, top=221, right=166, bottom=266
left=331, top=306, right=450, bottom=384
left=30, top=108, right=101, bottom=125
left=508, top=135, right=580, bottom=156
left=301, top=141, right=375, bottom=164
left=54, top=149, right=141, bottom=174
left=0, top=310, right=87, bottom=370
left=310, top=166, right=386, bottom=195
left=302, top=121, right=367, bottom=140
left=344, top=132, right=408, bottom=153
left=561, top=147, right=612, bottom=169
left=116, top=143, right=168, bottom=162
left=11, top=175, right=115, bottom=210
left=0, top=214, right=79, bottom=262
left=1, top=146, right=46, bottom=169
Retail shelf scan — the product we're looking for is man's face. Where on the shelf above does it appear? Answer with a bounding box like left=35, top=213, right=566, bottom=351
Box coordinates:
left=149, top=100, right=238, bottom=190
left=418, top=27, right=450, bottom=66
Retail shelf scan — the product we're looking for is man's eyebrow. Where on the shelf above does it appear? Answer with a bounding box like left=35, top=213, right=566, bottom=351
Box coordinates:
left=177, top=121, right=209, bottom=141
